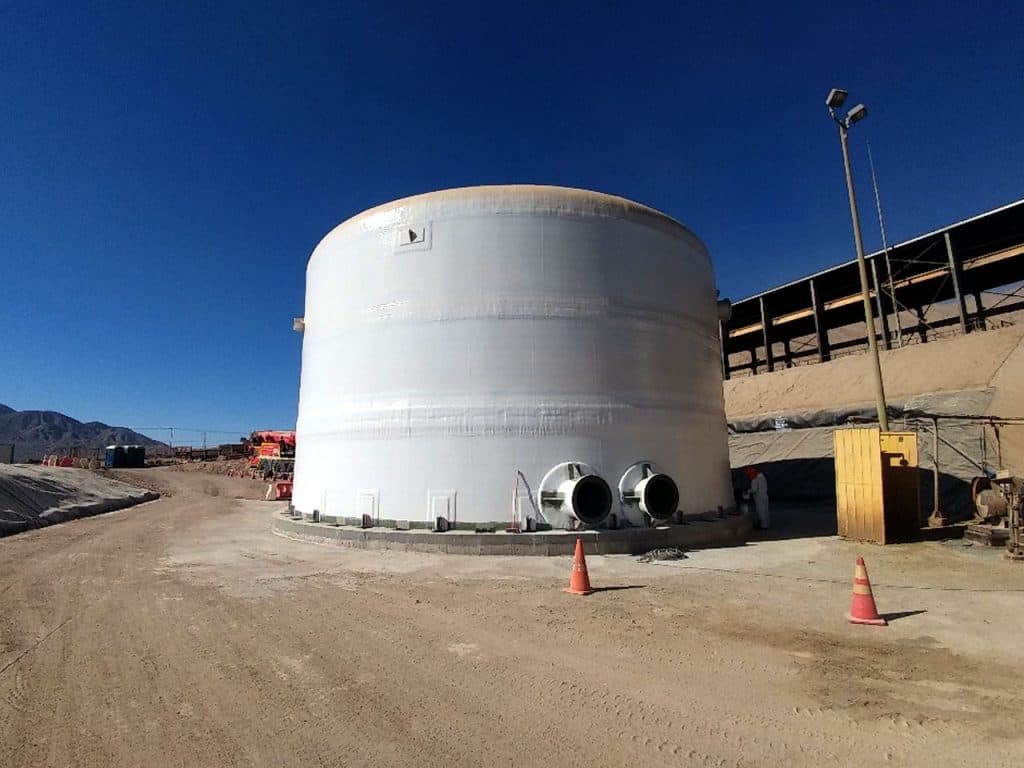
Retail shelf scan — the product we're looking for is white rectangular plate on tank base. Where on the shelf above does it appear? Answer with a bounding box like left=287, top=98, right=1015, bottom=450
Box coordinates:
left=428, top=490, right=457, bottom=528
left=357, top=489, right=379, bottom=525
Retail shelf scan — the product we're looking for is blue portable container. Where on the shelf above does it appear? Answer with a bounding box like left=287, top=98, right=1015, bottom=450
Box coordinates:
left=105, top=446, right=126, bottom=468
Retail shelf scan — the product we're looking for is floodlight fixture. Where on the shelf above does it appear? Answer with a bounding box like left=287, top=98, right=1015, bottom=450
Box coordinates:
left=847, top=104, right=868, bottom=125
left=826, top=88, right=848, bottom=109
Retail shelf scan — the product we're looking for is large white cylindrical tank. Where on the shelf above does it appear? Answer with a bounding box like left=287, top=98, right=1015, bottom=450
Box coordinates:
left=293, top=186, right=733, bottom=528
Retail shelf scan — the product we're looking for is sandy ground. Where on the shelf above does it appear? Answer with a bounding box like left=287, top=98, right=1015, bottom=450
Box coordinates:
left=1, top=468, right=1023, bottom=767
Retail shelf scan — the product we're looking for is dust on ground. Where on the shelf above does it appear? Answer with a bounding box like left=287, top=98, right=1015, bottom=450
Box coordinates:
left=1, top=467, right=1022, bottom=767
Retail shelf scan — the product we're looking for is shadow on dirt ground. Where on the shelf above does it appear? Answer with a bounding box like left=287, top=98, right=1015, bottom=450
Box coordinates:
left=747, top=499, right=839, bottom=542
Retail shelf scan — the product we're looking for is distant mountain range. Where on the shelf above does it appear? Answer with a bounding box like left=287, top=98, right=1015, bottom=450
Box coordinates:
left=0, top=405, right=167, bottom=463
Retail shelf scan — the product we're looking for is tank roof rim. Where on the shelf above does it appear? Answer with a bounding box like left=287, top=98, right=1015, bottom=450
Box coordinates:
left=316, top=185, right=704, bottom=249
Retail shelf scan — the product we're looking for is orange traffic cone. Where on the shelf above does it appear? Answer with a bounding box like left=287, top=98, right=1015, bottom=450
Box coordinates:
left=564, top=538, right=594, bottom=595
left=848, top=556, right=887, bottom=626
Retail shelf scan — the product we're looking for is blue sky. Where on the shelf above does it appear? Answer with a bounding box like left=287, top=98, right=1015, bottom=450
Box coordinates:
left=2, top=1, right=1021, bottom=443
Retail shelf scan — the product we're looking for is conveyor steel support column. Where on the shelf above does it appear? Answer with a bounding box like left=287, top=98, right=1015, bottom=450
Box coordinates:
left=915, top=307, right=928, bottom=343
left=927, top=417, right=949, bottom=527
left=869, top=258, right=892, bottom=349
left=719, top=321, right=730, bottom=380
left=809, top=278, right=830, bottom=362
left=759, top=296, right=773, bottom=373
left=973, top=291, right=986, bottom=330
left=944, top=232, right=969, bottom=335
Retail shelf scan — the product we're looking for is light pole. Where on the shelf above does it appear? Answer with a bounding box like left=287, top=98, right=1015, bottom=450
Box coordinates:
left=826, top=88, right=889, bottom=431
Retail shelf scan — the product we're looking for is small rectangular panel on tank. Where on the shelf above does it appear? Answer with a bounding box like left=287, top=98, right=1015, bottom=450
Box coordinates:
left=394, top=222, right=431, bottom=252
left=427, top=489, right=456, bottom=526
left=515, top=490, right=537, bottom=526
left=357, top=489, right=379, bottom=524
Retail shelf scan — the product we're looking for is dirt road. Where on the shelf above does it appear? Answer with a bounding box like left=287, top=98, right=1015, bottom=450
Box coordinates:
left=2, top=469, right=1022, bottom=767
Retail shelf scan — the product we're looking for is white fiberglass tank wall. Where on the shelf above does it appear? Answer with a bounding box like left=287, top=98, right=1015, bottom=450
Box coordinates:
left=293, top=185, right=733, bottom=528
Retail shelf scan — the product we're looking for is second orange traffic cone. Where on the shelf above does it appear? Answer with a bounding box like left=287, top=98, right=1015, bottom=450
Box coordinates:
left=564, top=538, right=594, bottom=595
left=847, top=556, right=887, bottom=626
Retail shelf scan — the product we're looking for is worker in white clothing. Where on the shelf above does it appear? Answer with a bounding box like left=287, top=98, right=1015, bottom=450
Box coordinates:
left=743, top=467, right=770, bottom=530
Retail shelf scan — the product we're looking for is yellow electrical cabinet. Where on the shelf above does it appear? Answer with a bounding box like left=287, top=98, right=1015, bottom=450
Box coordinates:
left=833, top=428, right=920, bottom=544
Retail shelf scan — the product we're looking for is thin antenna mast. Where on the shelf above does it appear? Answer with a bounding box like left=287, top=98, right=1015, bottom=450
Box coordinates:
left=867, top=141, right=902, bottom=347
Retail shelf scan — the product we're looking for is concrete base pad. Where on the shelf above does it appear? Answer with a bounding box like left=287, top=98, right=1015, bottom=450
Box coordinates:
left=271, top=511, right=752, bottom=556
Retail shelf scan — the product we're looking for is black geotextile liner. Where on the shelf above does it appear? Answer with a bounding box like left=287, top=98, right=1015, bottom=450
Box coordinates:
left=0, top=467, right=158, bottom=536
